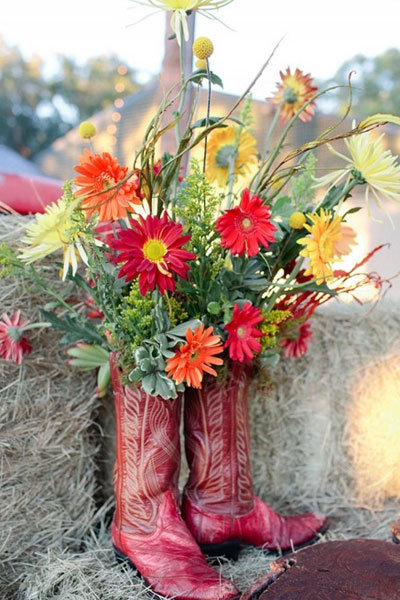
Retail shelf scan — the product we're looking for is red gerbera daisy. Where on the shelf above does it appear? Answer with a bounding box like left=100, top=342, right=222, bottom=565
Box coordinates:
left=74, top=149, right=141, bottom=222
left=280, top=320, right=312, bottom=358
left=215, top=188, right=277, bottom=257
left=165, top=324, right=224, bottom=389
left=0, top=311, right=32, bottom=365
left=109, top=213, right=196, bottom=296
left=224, top=301, right=264, bottom=363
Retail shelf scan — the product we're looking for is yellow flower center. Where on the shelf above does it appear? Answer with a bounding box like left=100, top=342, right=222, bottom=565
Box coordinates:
left=215, top=144, right=236, bottom=168
left=319, top=231, right=335, bottom=263
left=143, top=239, right=167, bottom=263
left=241, top=217, right=252, bottom=230
left=237, top=326, right=247, bottom=338
left=283, top=87, right=298, bottom=104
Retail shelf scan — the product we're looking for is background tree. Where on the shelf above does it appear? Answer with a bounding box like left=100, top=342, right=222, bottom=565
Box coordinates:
left=325, top=48, right=400, bottom=119
left=0, top=37, right=141, bottom=158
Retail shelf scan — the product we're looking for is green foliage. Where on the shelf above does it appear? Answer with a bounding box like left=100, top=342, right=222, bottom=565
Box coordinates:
left=129, top=342, right=183, bottom=400
left=326, top=48, right=400, bottom=119
left=118, top=283, right=156, bottom=352
left=289, top=153, right=316, bottom=210
left=0, top=242, right=20, bottom=278
left=259, top=309, right=291, bottom=352
left=0, top=37, right=141, bottom=156
left=176, top=160, right=221, bottom=259
left=165, top=296, right=188, bottom=328
left=41, top=309, right=104, bottom=345
left=240, top=95, right=254, bottom=129
left=175, top=161, right=226, bottom=315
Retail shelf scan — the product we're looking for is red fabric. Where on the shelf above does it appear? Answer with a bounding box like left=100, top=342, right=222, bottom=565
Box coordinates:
left=182, top=363, right=328, bottom=552
left=110, top=354, right=239, bottom=600
left=0, top=172, right=62, bottom=214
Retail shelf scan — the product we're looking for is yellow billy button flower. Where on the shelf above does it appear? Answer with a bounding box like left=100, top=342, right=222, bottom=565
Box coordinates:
left=78, top=121, right=97, bottom=139
left=195, top=59, right=207, bottom=70
left=193, top=37, right=214, bottom=60
left=289, top=212, right=306, bottom=229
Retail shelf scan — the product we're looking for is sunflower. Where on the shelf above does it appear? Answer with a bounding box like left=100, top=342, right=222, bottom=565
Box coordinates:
left=108, top=213, right=196, bottom=296
left=216, top=188, right=276, bottom=256
left=131, top=0, right=232, bottom=45
left=314, top=131, right=400, bottom=216
left=206, top=126, right=258, bottom=187
left=165, top=324, right=224, bottom=388
left=297, top=209, right=343, bottom=282
left=74, top=149, right=141, bottom=222
left=19, top=198, right=88, bottom=280
left=269, top=67, right=317, bottom=124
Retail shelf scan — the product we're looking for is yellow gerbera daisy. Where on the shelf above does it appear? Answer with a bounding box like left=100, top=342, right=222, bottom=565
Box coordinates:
left=315, top=131, right=400, bottom=216
left=19, top=198, right=88, bottom=281
left=206, top=126, right=258, bottom=187
left=297, top=209, right=343, bottom=282
left=131, top=0, right=232, bottom=45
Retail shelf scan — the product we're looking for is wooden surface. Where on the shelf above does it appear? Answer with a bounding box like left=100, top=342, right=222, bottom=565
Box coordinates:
left=242, top=539, right=400, bottom=600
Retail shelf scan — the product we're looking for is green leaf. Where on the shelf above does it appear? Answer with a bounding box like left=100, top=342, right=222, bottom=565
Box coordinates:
left=97, top=363, right=111, bottom=397
left=292, top=281, right=338, bottom=295
left=207, top=302, right=221, bottom=315
left=342, top=206, right=362, bottom=219
left=191, top=116, right=225, bottom=129
left=189, top=70, right=224, bottom=88
left=128, top=368, right=142, bottom=383
left=271, top=196, right=293, bottom=219
left=191, top=115, right=244, bottom=129
left=41, top=310, right=104, bottom=345
left=260, top=352, right=281, bottom=367
left=142, top=374, right=156, bottom=395
left=154, top=373, right=177, bottom=400
left=167, top=319, right=202, bottom=339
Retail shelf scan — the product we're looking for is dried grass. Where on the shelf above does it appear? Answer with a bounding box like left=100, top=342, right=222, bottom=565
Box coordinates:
left=1, top=216, right=400, bottom=599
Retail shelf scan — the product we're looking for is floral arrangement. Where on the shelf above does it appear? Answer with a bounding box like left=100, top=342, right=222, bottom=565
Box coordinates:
left=1, top=1, right=399, bottom=400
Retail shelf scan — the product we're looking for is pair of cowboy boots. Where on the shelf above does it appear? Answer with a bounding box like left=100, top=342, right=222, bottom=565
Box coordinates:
left=110, top=355, right=327, bottom=600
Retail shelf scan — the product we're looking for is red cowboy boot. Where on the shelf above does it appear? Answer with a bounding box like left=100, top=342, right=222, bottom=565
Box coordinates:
left=110, top=354, right=240, bottom=600
left=182, top=362, right=328, bottom=559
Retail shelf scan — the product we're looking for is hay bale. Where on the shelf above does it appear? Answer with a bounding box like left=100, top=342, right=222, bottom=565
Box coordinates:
left=1, top=215, right=400, bottom=599
left=250, top=303, right=400, bottom=540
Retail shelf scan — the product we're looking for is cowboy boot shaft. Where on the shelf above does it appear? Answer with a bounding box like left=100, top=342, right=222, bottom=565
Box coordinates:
left=110, top=354, right=240, bottom=600
left=184, top=362, right=254, bottom=516
left=183, top=361, right=328, bottom=553
left=111, top=353, right=181, bottom=539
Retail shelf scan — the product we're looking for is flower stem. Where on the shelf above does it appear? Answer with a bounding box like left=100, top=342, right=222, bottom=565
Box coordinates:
left=202, top=59, right=212, bottom=174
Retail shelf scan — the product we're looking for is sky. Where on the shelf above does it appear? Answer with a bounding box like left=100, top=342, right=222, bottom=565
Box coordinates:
left=2, top=0, right=400, bottom=99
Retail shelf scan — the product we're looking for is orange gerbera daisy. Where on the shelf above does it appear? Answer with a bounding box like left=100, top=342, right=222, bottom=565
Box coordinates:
left=269, top=67, right=317, bottom=124
left=334, top=224, right=357, bottom=258
left=74, top=149, right=141, bottom=221
left=165, top=324, right=224, bottom=388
